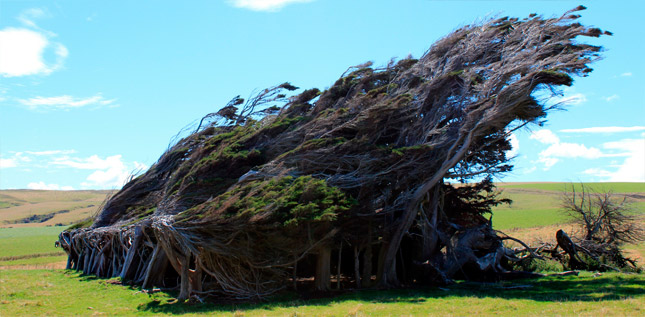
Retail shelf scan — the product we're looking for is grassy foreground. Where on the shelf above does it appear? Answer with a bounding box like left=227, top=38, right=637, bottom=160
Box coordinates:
left=0, top=270, right=643, bottom=316
left=0, top=183, right=643, bottom=315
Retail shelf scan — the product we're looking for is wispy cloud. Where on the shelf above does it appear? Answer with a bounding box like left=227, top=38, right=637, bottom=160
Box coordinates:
left=0, top=9, right=67, bottom=77
left=584, top=138, right=645, bottom=182
left=52, top=154, right=147, bottom=188
left=0, top=158, right=18, bottom=169
left=530, top=129, right=559, bottom=144
left=228, top=0, right=314, bottom=11
left=539, top=142, right=604, bottom=160
left=25, top=150, right=76, bottom=156
left=0, top=152, right=32, bottom=169
left=27, top=181, right=73, bottom=190
left=560, top=126, right=645, bottom=134
left=530, top=129, right=617, bottom=171
left=18, top=94, right=117, bottom=111
left=506, top=133, right=519, bottom=158
left=550, top=92, right=587, bottom=106
left=2, top=151, right=146, bottom=189
left=620, top=72, right=632, bottom=77
left=604, top=94, right=619, bottom=102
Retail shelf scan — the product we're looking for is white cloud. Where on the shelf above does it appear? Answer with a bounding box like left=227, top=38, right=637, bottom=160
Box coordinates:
left=0, top=158, right=18, bottom=169
left=18, top=94, right=116, bottom=111
left=531, top=129, right=615, bottom=171
left=25, top=150, right=76, bottom=156
left=2, top=150, right=148, bottom=189
left=537, top=157, right=559, bottom=170
left=620, top=72, right=632, bottom=77
left=0, top=152, right=33, bottom=169
left=560, top=126, right=645, bottom=134
left=51, top=154, right=148, bottom=188
left=27, top=181, right=73, bottom=190
left=523, top=166, right=537, bottom=174
left=530, top=129, right=559, bottom=144
left=0, top=9, right=67, bottom=77
left=52, top=154, right=122, bottom=170
left=602, top=138, right=645, bottom=182
left=540, top=142, right=604, bottom=159
left=0, top=28, right=49, bottom=77
left=228, top=0, right=314, bottom=11
left=506, top=133, right=519, bottom=158
left=604, top=94, right=619, bottom=102
left=579, top=138, right=644, bottom=182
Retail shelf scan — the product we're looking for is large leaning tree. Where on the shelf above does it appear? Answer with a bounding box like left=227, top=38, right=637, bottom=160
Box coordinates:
left=57, top=7, right=609, bottom=300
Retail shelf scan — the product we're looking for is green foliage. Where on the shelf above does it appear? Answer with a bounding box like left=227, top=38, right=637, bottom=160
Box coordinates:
left=185, top=176, right=356, bottom=226
left=443, top=177, right=512, bottom=224
left=391, top=144, right=433, bottom=156
left=366, top=83, right=398, bottom=98
left=301, top=137, right=347, bottom=149
left=123, top=206, right=157, bottom=225
left=509, top=257, right=565, bottom=273
left=67, top=217, right=94, bottom=230
left=536, top=70, right=573, bottom=86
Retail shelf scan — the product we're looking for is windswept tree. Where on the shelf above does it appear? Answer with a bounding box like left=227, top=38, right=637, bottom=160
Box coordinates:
left=58, top=7, right=609, bottom=300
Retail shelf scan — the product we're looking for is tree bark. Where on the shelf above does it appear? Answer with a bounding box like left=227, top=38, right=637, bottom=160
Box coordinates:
left=120, top=226, right=144, bottom=281
left=315, top=245, right=331, bottom=291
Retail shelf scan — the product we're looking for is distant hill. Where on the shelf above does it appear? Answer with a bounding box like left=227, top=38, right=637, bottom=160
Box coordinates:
left=0, top=190, right=112, bottom=228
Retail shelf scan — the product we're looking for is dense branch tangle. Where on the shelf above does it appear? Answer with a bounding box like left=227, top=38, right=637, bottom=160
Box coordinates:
left=59, top=7, right=608, bottom=300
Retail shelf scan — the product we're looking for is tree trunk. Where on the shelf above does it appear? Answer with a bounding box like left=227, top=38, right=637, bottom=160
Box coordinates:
left=361, top=244, right=373, bottom=287
left=315, top=245, right=331, bottom=291
left=381, top=131, right=476, bottom=286
left=178, top=255, right=191, bottom=301
left=354, top=246, right=361, bottom=288
left=120, top=226, right=144, bottom=281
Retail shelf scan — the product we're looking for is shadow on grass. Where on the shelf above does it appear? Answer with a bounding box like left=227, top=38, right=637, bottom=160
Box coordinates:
left=129, top=273, right=645, bottom=314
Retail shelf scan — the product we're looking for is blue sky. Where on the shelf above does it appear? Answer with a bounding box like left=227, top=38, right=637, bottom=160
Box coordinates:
left=0, top=0, right=643, bottom=190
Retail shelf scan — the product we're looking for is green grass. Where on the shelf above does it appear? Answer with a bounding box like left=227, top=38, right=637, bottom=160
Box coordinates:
left=0, top=185, right=643, bottom=315
left=498, top=182, right=645, bottom=193
left=0, top=227, right=66, bottom=260
left=0, top=255, right=67, bottom=266
left=491, top=190, right=567, bottom=230
left=491, top=183, right=645, bottom=231
left=0, top=270, right=642, bottom=315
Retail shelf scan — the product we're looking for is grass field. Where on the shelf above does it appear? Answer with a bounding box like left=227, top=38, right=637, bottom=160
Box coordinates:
left=0, top=270, right=643, bottom=316
left=0, top=227, right=67, bottom=258
left=496, top=182, right=645, bottom=193
left=492, top=182, right=645, bottom=231
left=0, top=184, right=643, bottom=315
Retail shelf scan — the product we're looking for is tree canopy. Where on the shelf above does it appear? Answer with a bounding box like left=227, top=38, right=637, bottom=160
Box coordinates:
left=58, top=7, right=609, bottom=301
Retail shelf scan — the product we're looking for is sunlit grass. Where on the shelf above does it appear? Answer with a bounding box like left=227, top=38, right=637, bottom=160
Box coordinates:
left=0, top=227, right=65, bottom=259
left=0, top=270, right=643, bottom=316
left=498, top=182, right=645, bottom=193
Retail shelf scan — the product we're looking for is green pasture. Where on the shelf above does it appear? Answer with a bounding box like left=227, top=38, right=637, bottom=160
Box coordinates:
left=491, top=190, right=566, bottom=230
left=0, top=226, right=66, bottom=262
left=0, top=270, right=642, bottom=316
left=492, top=182, right=645, bottom=231
left=497, top=182, right=645, bottom=193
